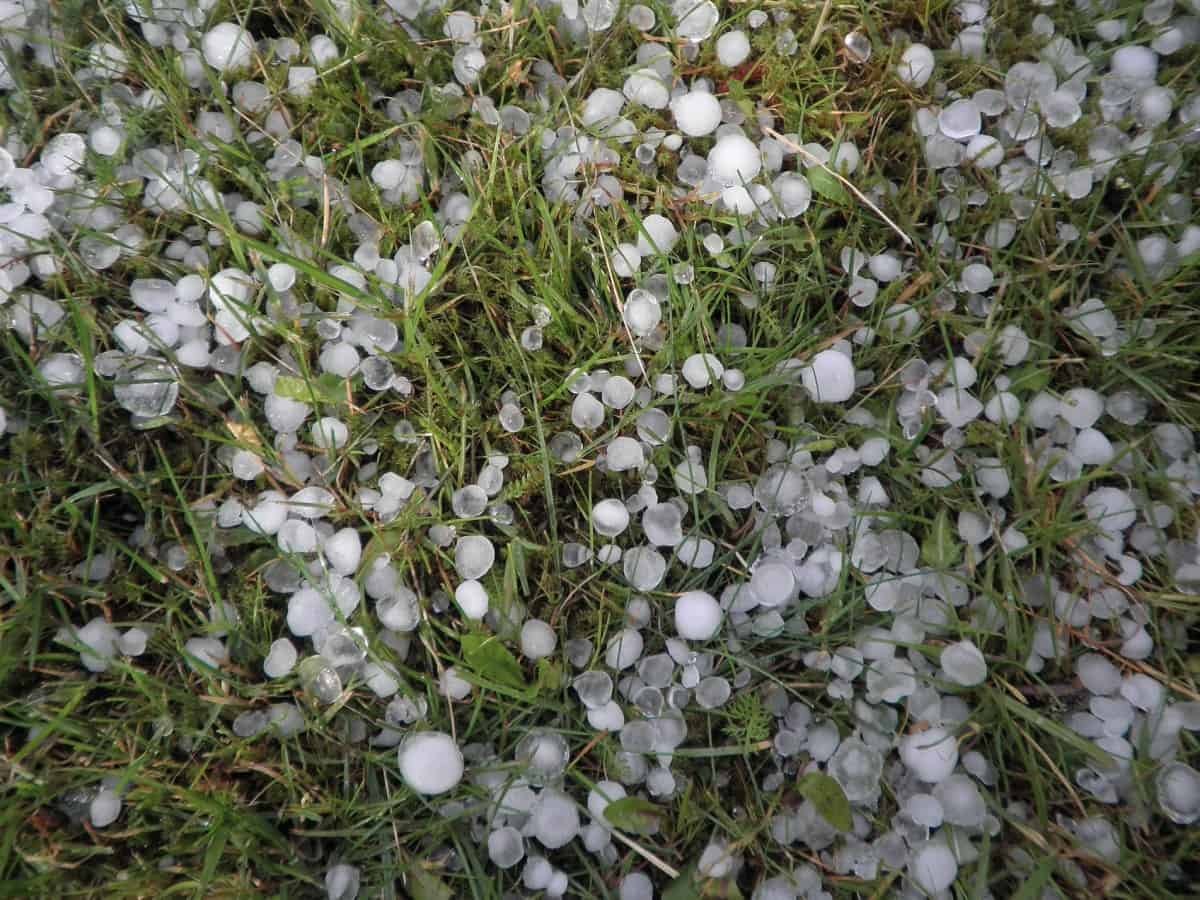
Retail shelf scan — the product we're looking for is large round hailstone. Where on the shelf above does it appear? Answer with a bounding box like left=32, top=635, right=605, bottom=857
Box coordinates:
left=897, top=43, right=935, bottom=88
left=707, top=134, right=762, bottom=186
left=532, top=788, right=581, bottom=849
left=592, top=498, right=631, bottom=537
left=1083, top=487, right=1137, bottom=537
left=1156, top=762, right=1200, bottom=825
left=800, top=349, right=855, bottom=403
left=716, top=30, right=751, bottom=67
left=636, top=214, right=679, bottom=255
left=673, top=0, right=718, bottom=42
left=675, top=591, right=722, bottom=641
left=202, top=22, right=254, bottom=72
left=908, top=840, right=958, bottom=894
left=398, top=731, right=465, bottom=795
left=940, top=640, right=987, bottom=686
left=670, top=90, right=722, bottom=137
left=900, top=727, right=959, bottom=783
left=455, top=535, right=496, bottom=579
left=623, top=69, right=670, bottom=109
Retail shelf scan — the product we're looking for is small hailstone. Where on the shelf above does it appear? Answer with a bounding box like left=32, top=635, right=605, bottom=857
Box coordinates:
left=940, top=640, right=988, bottom=686
left=939, top=99, right=982, bottom=140
left=454, top=580, right=489, bottom=619
left=844, top=31, right=871, bottom=64
left=800, top=349, right=856, bottom=403
left=499, top=402, right=525, bottom=432
left=670, top=90, right=722, bottom=137
left=682, top=353, right=724, bottom=388
left=606, top=436, right=645, bottom=472
left=532, top=788, right=581, bottom=849
left=521, top=619, right=557, bottom=659
left=325, top=863, right=361, bottom=900
left=908, top=840, right=958, bottom=894
left=602, top=376, right=636, bottom=409
left=675, top=591, right=722, bottom=641
left=398, top=731, right=464, bottom=795
left=716, top=30, right=750, bottom=67
left=488, top=826, right=525, bottom=869
left=1156, top=762, right=1200, bottom=825
left=455, top=535, right=496, bottom=579
left=90, top=789, right=122, bottom=828
left=592, top=499, right=631, bottom=536
left=571, top=393, right=606, bottom=430
left=897, top=43, right=935, bottom=88
left=708, top=134, right=762, bottom=186
left=202, top=22, right=254, bottom=72
left=264, top=638, right=298, bottom=678
left=900, top=726, right=959, bottom=783
left=605, top=629, right=645, bottom=670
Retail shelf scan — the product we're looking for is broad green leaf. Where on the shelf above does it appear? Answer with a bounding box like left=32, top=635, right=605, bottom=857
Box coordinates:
left=402, top=859, right=453, bottom=900
left=663, top=865, right=744, bottom=900
left=921, top=508, right=961, bottom=569
left=603, top=796, right=663, bottom=835
left=808, top=167, right=848, bottom=203
left=461, top=633, right=525, bottom=690
left=796, top=772, right=852, bottom=832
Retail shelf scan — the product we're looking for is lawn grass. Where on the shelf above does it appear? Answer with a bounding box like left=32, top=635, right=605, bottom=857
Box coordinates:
left=1, top=0, right=1199, bottom=897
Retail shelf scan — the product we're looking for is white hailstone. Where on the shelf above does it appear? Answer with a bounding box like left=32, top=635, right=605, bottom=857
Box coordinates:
left=670, top=90, right=722, bottom=137
left=499, top=403, right=525, bottom=432
left=908, top=840, right=958, bottom=894
left=774, top=172, right=812, bottom=217
left=1060, top=388, right=1103, bottom=429
left=1080, top=657, right=1123, bottom=696
left=244, top=492, right=289, bottom=535
left=897, top=43, right=935, bottom=88
left=264, top=638, right=298, bottom=678
left=606, top=436, right=645, bottom=472
left=532, top=788, right=581, bottom=849
left=623, top=289, right=661, bottom=337
left=682, top=353, right=724, bottom=388
left=905, top=793, right=944, bottom=828
left=940, top=99, right=982, bottom=140
left=800, top=349, right=856, bottom=403
left=592, top=499, right=631, bottom=537
left=605, top=629, right=645, bottom=670
left=325, top=863, right=360, bottom=900
left=937, top=387, right=983, bottom=427
left=1084, top=487, right=1137, bottom=537
left=90, top=789, right=122, bottom=828
left=287, top=66, right=318, bottom=98
left=521, top=619, right=558, bottom=659
left=1156, top=763, right=1200, bottom=825
left=965, top=134, right=1004, bottom=168
left=582, top=88, right=626, bottom=126
left=452, top=485, right=488, bottom=518
left=624, top=547, right=667, bottom=590
left=716, top=30, right=751, bottom=67
left=675, top=591, right=722, bottom=641
left=452, top=46, right=486, bottom=85
left=637, top=214, right=679, bottom=255
left=623, top=69, right=671, bottom=108
left=454, top=580, right=489, bottom=619
left=90, top=125, right=123, bottom=156
left=602, top=376, right=636, bottom=409
left=278, top=520, right=318, bottom=554
left=571, top=392, right=606, bottom=429
left=398, top=731, right=464, bottom=795
left=940, top=640, right=988, bottom=686
left=455, top=535, right=496, bottom=579
left=440, top=666, right=472, bottom=700
left=900, top=726, right=959, bottom=783
left=311, top=417, right=349, bottom=450
left=673, top=0, right=718, bottom=42
left=202, top=23, right=254, bottom=72
left=984, top=392, right=1021, bottom=424
left=708, top=134, right=762, bottom=186
left=488, top=826, right=525, bottom=869
left=611, top=242, right=642, bottom=278
left=290, top=486, right=335, bottom=519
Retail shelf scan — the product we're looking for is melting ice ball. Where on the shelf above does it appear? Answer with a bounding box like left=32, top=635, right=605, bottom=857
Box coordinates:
left=398, top=731, right=465, bottom=795
left=675, top=591, right=722, bottom=640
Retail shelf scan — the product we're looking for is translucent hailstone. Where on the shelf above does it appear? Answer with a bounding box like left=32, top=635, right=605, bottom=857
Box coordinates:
left=623, top=546, right=667, bottom=590
left=624, top=289, right=661, bottom=337
left=602, top=376, right=636, bottom=409
left=675, top=591, right=722, bottom=641
left=325, top=864, right=360, bottom=900
left=940, top=640, right=988, bottom=686
left=452, top=485, right=488, bottom=518
left=114, top=360, right=179, bottom=417
left=939, top=99, right=982, bottom=140
left=627, top=4, right=655, bottom=30
left=398, top=731, right=464, bottom=795
left=900, top=726, right=959, bottom=783
left=520, top=619, right=557, bottom=659
left=572, top=392, right=606, bottom=429
left=637, top=214, right=679, bottom=256
left=264, top=638, right=298, bottom=678
left=488, top=826, right=526, bottom=869
left=708, top=134, right=762, bottom=186
left=532, top=788, right=581, bottom=849
left=1156, top=763, right=1200, bottom=824
left=673, top=0, right=718, bottom=43
left=774, top=172, right=812, bottom=217
left=670, top=90, right=722, bottom=137
left=605, top=629, right=645, bottom=670
left=499, top=402, right=525, bottom=432
left=606, top=436, right=645, bottom=471
left=716, top=30, right=751, bottom=67
left=897, top=43, right=935, bottom=88
left=800, top=349, right=855, bottom=403
left=592, top=499, right=631, bottom=537
left=643, top=502, right=684, bottom=546
left=965, top=134, right=1003, bottom=168
left=1041, top=89, right=1082, bottom=128
left=682, top=353, right=724, bottom=388
left=844, top=31, right=872, bottom=64
left=908, top=840, right=958, bottom=894
left=202, top=22, right=254, bottom=72
left=1084, top=487, right=1136, bottom=537
left=455, top=535, right=496, bottom=579
left=452, top=46, right=486, bottom=85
